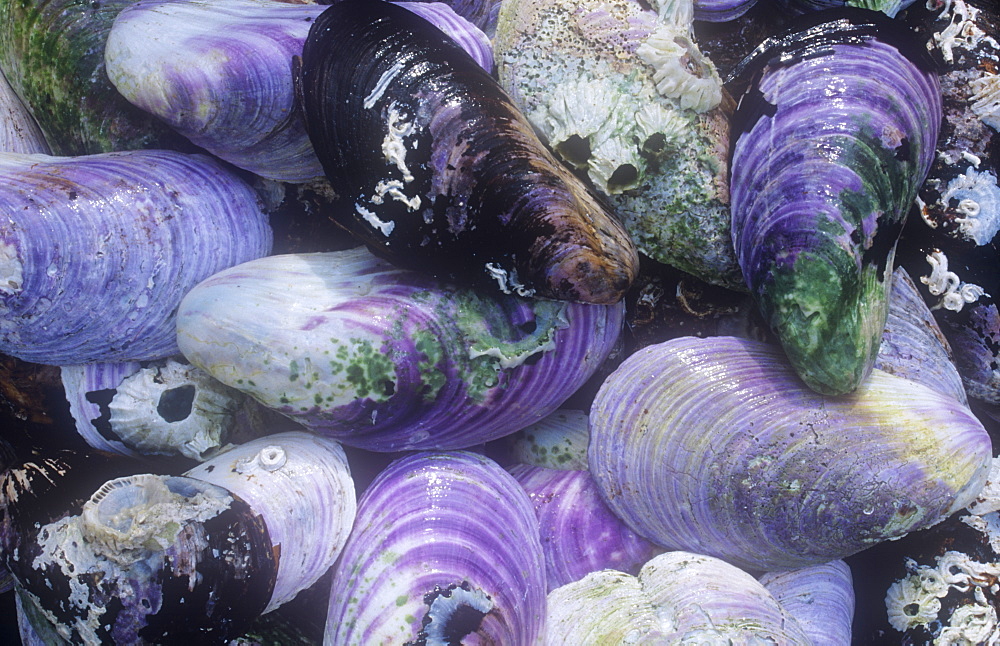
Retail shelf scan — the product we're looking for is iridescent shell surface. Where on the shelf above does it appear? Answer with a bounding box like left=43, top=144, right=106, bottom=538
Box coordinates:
left=588, top=335, right=992, bottom=571
left=0, top=150, right=272, bottom=365
left=324, top=450, right=546, bottom=645
left=176, top=247, right=623, bottom=451
left=185, top=431, right=356, bottom=613
left=758, top=560, right=855, bottom=646
left=104, top=0, right=493, bottom=183
left=298, top=0, right=639, bottom=304
left=544, top=551, right=811, bottom=643
left=729, top=9, right=941, bottom=394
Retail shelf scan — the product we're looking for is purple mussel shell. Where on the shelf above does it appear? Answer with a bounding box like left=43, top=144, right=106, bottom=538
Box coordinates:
left=773, top=0, right=919, bottom=18
left=324, top=450, right=546, bottom=645
left=729, top=9, right=941, bottom=395
left=694, top=0, right=759, bottom=22
left=0, top=149, right=272, bottom=365
left=185, top=431, right=357, bottom=613
left=544, top=551, right=811, bottom=643
left=759, top=560, right=855, bottom=646
left=588, top=335, right=992, bottom=572
left=298, top=0, right=639, bottom=304
left=105, top=0, right=492, bottom=183
left=875, top=267, right=967, bottom=404
left=176, top=247, right=624, bottom=452
left=509, top=463, right=661, bottom=591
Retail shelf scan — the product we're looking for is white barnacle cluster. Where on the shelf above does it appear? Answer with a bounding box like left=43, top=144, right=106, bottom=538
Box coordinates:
left=885, top=551, right=1000, bottom=636
left=931, top=0, right=999, bottom=65
left=942, top=166, right=1000, bottom=245
left=635, top=24, right=722, bottom=113
left=921, top=249, right=987, bottom=312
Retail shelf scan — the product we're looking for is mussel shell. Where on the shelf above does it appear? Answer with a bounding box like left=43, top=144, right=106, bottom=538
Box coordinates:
left=758, top=560, right=855, bottom=645
left=185, top=431, right=357, bottom=613
left=588, top=335, right=992, bottom=571
left=0, top=150, right=272, bottom=365
left=176, top=247, right=623, bottom=451
left=14, top=474, right=276, bottom=644
left=509, top=463, right=661, bottom=591
left=298, top=0, right=639, bottom=304
left=729, top=8, right=941, bottom=395
left=324, top=450, right=546, bottom=645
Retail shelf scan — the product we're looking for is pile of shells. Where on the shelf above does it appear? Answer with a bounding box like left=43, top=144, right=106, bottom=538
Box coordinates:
left=0, top=0, right=998, bottom=643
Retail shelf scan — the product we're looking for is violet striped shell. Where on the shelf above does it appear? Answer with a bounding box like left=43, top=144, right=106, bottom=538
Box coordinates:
left=185, top=432, right=356, bottom=613
left=176, top=247, right=623, bottom=451
left=759, top=560, right=855, bottom=646
left=324, top=450, right=546, bottom=645
left=104, top=0, right=492, bottom=183
left=0, top=149, right=272, bottom=365
left=509, top=463, right=661, bottom=591
left=588, top=336, right=992, bottom=571
left=693, top=0, right=758, bottom=22
left=729, top=10, right=941, bottom=395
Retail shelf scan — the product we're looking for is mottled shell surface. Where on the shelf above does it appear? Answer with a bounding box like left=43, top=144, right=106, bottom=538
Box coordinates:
left=544, top=551, right=810, bottom=643
left=104, top=0, right=492, bottom=183
left=507, top=408, right=590, bottom=470
left=0, top=0, right=186, bottom=155
left=730, top=10, right=941, bottom=395
left=16, top=474, right=276, bottom=644
left=588, top=335, right=992, bottom=571
left=185, top=432, right=357, bottom=613
left=0, top=69, right=48, bottom=155
left=298, top=0, right=639, bottom=304
left=0, top=150, right=272, bottom=365
left=494, top=0, right=742, bottom=290
left=176, top=247, right=623, bottom=451
left=324, top=450, right=546, bottom=645
left=509, top=463, right=661, bottom=591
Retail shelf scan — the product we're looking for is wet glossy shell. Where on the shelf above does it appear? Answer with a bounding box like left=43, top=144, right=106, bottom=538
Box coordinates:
left=324, top=450, right=546, bottom=645
left=185, top=431, right=357, bottom=613
left=176, top=247, right=623, bottom=451
left=0, top=150, right=272, bottom=365
left=509, top=463, right=661, bottom=591
left=298, top=0, right=638, bottom=304
left=758, top=560, right=855, bottom=646
left=104, top=0, right=493, bottom=183
left=588, top=335, right=992, bottom=571
left=729, top=9, right=941, bottom=394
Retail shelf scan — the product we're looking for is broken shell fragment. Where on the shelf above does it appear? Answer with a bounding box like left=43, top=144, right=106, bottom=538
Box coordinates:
left=588, top=335, right=992, bottom=571
left=176, top=247, right=623, bottom=451
left=324, top=450, right=546, bottom=645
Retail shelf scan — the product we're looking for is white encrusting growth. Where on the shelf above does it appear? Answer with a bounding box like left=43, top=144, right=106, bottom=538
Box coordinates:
left=931, top=0, right=999, bottom=65
left=921, top=250, right=986, bottom=312
left=356, top=204, right=395, bottom=237
left=635, top=25, right=722, bottom=113
left=382, top=103, right=414, bottom=183
left=484, top=262, right=536, bottom=298
left=372, top=179, right=421, bottom=211
left=0, top=239, right=22, bottom=295
left=943, top=167, right=1000, bottom=245
left=364, top=60, right=405, bottom=110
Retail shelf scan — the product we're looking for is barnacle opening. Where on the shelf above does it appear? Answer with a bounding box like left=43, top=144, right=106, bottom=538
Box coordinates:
left=157, top=384, right=196, bottom=422
left=407, top=581, right=495, bottom=646
left=554, top=134, right=592, bottom=168
left=80, top=474, right=233, bottom=564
